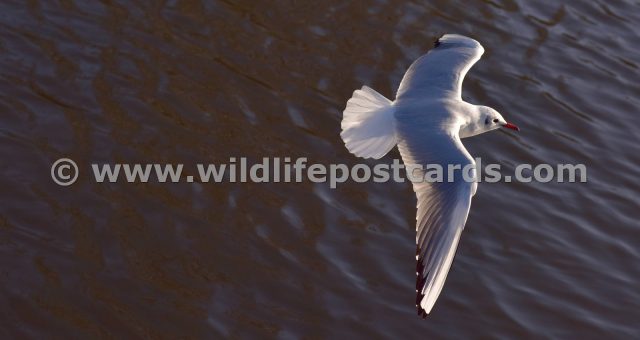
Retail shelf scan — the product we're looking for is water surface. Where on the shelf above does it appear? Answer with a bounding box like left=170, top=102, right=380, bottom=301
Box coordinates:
left=0, top=0, right=639, bottom=338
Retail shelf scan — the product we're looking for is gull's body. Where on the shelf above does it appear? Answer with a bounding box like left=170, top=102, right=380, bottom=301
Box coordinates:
left=340, top=34, right=518, bottom=317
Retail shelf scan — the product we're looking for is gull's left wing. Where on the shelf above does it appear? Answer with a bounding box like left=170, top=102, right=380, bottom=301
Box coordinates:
left=396, top=34, right=485, bottom=101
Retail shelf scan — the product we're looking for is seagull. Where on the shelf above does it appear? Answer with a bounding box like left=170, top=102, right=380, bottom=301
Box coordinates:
left=340, top=34, right=519, bottom=317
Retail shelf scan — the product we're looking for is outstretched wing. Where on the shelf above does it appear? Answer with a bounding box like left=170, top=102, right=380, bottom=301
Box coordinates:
left=396, top=34, right=485, bottom=101
left=395, top=125, right=477, bottom=317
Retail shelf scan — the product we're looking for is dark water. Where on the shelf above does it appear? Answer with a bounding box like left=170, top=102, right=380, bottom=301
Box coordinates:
left=1, top=0, right=639, bottom=338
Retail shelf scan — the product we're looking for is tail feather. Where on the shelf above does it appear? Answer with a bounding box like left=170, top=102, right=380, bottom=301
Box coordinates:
left=340, top=86, right=397, bottom=159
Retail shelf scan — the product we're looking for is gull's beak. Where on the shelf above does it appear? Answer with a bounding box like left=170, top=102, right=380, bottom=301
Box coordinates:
left=502, top=122, right=520, bottom=131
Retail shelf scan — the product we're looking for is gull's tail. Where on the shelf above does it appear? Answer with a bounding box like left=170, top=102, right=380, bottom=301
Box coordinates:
left=340, top=86, right=397, bottom=159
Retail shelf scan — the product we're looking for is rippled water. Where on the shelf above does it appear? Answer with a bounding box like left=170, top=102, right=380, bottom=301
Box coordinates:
left=1, top=0, right=639, bottom=338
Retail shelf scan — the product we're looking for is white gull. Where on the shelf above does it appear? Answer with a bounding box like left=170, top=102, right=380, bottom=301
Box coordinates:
left=340, top=34, right=519, bottom=317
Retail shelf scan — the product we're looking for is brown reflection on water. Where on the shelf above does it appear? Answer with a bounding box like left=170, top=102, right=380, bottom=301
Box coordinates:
left=0, top=0, right=639, bottom=338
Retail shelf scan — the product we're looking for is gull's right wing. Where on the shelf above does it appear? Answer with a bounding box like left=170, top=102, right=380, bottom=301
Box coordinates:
left=395, top=123, right=477, bottom=316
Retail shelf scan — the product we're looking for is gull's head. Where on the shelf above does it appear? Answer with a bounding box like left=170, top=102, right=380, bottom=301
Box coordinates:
left=479, top=106, right=519, bottom=133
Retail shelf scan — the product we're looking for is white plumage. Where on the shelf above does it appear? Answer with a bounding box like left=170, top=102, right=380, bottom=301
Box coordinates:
left=341, top=86, right=396, bottom=159
left=340, top=34, right=519, bottom=317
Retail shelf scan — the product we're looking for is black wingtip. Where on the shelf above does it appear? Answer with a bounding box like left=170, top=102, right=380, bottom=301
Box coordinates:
left=415, top=292, right=425, bottom=305
left=433, top=37, right=441, bottom=48
left=416, top=306, right=428, bottom=319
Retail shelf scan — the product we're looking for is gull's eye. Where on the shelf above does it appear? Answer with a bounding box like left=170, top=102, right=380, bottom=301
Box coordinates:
left=492, top=118, right=499, bottom=123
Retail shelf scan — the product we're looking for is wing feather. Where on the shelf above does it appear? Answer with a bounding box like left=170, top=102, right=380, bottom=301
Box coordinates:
left=395, top=126, right=476, bottom=316
left=396, top=34, right=484, bottom=101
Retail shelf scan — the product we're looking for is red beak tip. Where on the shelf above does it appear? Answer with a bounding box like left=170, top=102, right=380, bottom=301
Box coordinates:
left=503, top=123, right=520, bottom=131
